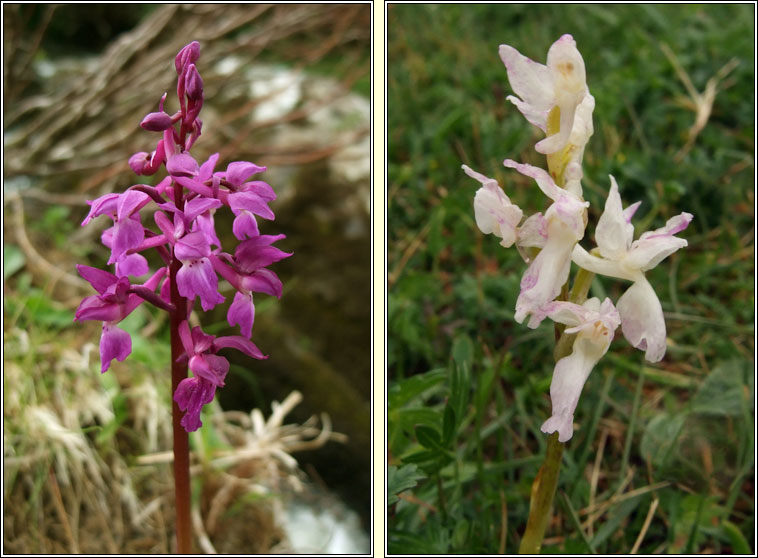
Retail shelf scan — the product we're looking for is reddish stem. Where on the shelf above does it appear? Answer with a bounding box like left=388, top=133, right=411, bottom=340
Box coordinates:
left=170, top=180, right=192, bottom=553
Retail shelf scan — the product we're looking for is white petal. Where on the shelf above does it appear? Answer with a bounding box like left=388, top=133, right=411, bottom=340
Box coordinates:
left=515, top=233, right=574, bottom=328
left=545, top=297, right=620, bottom=338
left=595, top=175, right=636, bottom=260
left=503, top=159, right=561, bottom=201
left=466, top=165, right=523, bottom=247
left=569, top=93, right=595, bottom=152
left=517, top=212, right=547, bottom=249
left=540, top=335, right=605, bottom=443
left=545, top=191, right=588, bottom=241
left=616, top=278, right=667, bottom=362
left=507, top=95, right=549, bottom=131
left=572, top=244, right=637, bottom=281
left=625, top=212, right=693, bottom=271
left=535, top=35, right=587, bottom=155
left=546, top=34, right=586, bottom=98
left=499, top=44, right=554, bottom=113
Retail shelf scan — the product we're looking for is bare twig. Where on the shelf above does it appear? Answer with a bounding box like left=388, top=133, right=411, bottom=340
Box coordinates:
left=660, top=42, right=739, bottom=161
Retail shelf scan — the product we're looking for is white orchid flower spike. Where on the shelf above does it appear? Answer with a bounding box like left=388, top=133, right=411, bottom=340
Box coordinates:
left=499, top=34, right=590, bottom=156
left=572, top=176, right=693, bottom=362
left=539, top=297, right=620, bottom=442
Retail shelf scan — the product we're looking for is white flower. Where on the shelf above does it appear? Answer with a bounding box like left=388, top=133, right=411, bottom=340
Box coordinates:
left=539, top=297, right=620, bottom=442
left=464, top=164, right=524, bottom=248
left=499, top=34, right=592, bottom=155
left=503, top=160, right=588, bottom=328
left=572, top=176, right=693, bottom=362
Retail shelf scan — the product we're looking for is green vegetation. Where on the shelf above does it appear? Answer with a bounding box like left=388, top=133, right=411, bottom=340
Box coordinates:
left=388, top=4, right=754, bottom=554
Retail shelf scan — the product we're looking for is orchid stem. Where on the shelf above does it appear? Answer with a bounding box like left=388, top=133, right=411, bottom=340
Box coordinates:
left=519, top=272, right=595, bottom=554
left=518, top=432, right=564, bottom=554
left=170, top=183, right=192, bottom=554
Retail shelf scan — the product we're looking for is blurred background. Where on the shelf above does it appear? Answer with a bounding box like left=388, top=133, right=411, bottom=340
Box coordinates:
left=388, top=4, right=753, bottom=555
left=4, top=3, right=370, bottom=554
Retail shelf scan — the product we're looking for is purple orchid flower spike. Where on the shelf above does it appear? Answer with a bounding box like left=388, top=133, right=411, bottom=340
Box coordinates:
left=75, top=39, right=291, bottom=553
left=76, top=39, right=290, bottom=434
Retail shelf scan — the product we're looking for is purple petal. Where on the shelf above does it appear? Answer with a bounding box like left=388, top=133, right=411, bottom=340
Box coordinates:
left=189, top=354, right=229, bottom=387
left=154, top=210, right=177, bottom=240
left=240, top=268, right=283, bottom=298
left=115, top=253, right=149, bottom=278
left=174, top=376, right=216, bottom=433
left=242, top=181, right=276, bottom=201
left=174, top=231, right=211, bottom=260
left=75, top=296, right=122, bottom=323
left=229, top=191, right=275, bottom=220
left=198, top=153, right=220, bottom=182
left=117, top=190, right=150, bottom=220
left=232, top=211, right=260, bottom=240
left=176, top=257, right=225, bottom=311
left=190, top=325, right=216, bottom=354
left=100, top=323, right=131, bottom=373
left=82, top=193, right=119, bottom=226
left=166, top=153, right=199, bottom=178
left=77, top=265, right=117, bottom=294
left=195, top=212, right=220, bottom=248
left=214, top=335, right=267, bottom=360
left=178, top=320, right=195, bottom=357
left=234, top=235, right=292, bottom=273
left=110, top=217, right=145, bottom=263
left=184, top=197, right=223, bottom=222
left=225, top=161, right=266, bottom=186
left=227, top=291, right=255, bottom=338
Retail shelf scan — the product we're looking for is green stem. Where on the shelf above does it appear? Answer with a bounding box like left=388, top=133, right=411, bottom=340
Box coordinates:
left=518, top=432, right=564, bottom=553
left=519, top=269, right=595, bottom=554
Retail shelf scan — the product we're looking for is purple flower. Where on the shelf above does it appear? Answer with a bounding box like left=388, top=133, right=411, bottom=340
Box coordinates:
left=174, top=376, right=216, bottom=432
left=174, top=231, right=225, bottom=311
left=75, top=265, right=166, bottom=372
left=227, top=291, right=256, bottom=339
left=174, top=320, right=266, bottom=431
left=229, top=191, right=275, bottom=239
left=209, top=236, right=290, bottom=338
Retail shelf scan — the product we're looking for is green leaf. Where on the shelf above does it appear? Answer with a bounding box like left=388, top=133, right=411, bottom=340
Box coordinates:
left=692, top=359, right=753, bottom=416
left=390, top=407, right=441, bottom=437
left=442, top=404, right=456, bottom=445
left=451, top=518, right=469, bottom=549
left=591, top=494, right=643, bottom=547
left=388, top=368, right=447, bottom=409
left=3, top=244, right=25, bottom=279
left=451, top=333, right=474, bottom=369
left=416, top=425, right=443, bottom=450
left=639, top=412, right=687, bottom=467
left=721, top=520, right=751, bottom=554
left=387, top=464, right=426, bottom=506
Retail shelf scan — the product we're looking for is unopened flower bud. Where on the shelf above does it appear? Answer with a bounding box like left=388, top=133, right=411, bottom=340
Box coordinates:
left=129, top=152, right=150, bottom=174
left=175, top=41, right=200, bottom=74
left=140, top=111, right=174, bottom=132
left=185, top=64, right=204, bottom=102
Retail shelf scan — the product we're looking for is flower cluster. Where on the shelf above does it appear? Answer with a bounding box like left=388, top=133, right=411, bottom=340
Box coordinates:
left=75, top=41, right=291, bottom=432
left=465, top=35, right=692, bottom=442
